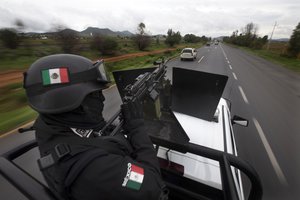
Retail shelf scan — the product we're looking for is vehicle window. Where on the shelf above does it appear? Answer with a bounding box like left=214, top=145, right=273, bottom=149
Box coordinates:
left=182, top=49, right=192, bottom=53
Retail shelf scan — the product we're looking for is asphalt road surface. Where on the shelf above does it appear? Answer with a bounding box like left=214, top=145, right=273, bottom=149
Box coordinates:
left=1, top=43, right=299, bottom=200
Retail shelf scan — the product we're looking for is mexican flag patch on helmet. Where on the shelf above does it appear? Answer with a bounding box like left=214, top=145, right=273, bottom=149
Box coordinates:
left=42, top=68, right=69, bottom=86
left=122, top=163, right=144, bottom=190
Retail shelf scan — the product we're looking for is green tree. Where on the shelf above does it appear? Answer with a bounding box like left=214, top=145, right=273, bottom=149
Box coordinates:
left=184, top=34, right=200, bottom=43
left=102, top=37, right=118, bottom=55
left=251, top=35, right=268, bottom=49
left=56, top=28, right=79, bottom=53
left=90, top=35, right=103, bottom=51
left=0, top=29, right=20, bottom=49
left=91, top=36, right=118, bottom=55
left=138, top=23, right=146, bottom=35
left=288, top=22, right=300, bottom=57
left=133, top=22, right=151, bottom=50
left=224, top=22, right=268, bottom=49
left=165, top=29, right=181, bottom=47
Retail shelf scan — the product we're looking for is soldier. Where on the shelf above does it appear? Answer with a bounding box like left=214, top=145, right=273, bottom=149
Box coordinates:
left=23, top=54, right=167, bottom=200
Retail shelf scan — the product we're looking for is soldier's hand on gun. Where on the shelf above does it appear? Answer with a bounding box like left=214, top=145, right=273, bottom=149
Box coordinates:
left=121, top=101, right=144, bottom=132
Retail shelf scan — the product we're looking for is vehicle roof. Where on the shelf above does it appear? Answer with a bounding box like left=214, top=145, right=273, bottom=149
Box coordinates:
left=158, top=98, right=233, bottom=190
left=174, top=98, right=229, bottom=152
left=182, top=48, right=194, bottom=50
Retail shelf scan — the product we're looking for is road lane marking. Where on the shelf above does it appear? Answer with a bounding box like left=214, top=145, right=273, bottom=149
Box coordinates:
left=238, top=86, right=249, bottom=104
left=232, top=72, right=238, bottom=80
left=198, top=56, right=204, bottom=63
left=229, top=65, right=232, bottom=70
left=220, top=45, right=227, bottom=58
left=227, top=60, right=230, bottom=64
left=253, top=118, right=288, bottom=186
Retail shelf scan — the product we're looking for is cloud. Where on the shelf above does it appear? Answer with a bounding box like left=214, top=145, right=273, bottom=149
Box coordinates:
left=0, top=0, right=299, bottom=38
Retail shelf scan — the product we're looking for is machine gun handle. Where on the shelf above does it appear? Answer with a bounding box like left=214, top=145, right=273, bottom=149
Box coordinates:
left=18, top=126, right=35, bottom=133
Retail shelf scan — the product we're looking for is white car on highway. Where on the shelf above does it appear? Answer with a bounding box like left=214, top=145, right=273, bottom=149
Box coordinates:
left=180, top=48, right=197, bottom=61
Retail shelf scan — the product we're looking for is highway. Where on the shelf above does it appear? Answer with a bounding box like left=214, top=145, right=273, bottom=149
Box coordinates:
left=1, top=43, right=299, bottom=200
left=167, top=44, right=300, bottom=200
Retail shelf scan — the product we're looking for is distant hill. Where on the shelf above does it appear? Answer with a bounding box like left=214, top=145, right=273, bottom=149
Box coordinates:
left=116, top=30, right=134, bottom=37
left=214, top=36, right=227, bottom=41
left=40, top=28, right=80, bottom=37
left=81, top=27, right=116, bottom=37
left=81, top=27, right=134, bottom=37
left=273, top=38, right=289, bottom=42
left=25, top=27, right=134, bottom=37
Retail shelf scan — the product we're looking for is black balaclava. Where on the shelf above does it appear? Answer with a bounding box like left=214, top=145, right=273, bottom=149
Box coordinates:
left=40, top=91, right=106, bottom=130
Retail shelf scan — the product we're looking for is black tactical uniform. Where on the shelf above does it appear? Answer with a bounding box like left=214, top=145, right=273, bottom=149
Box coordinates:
left=35, top=117, right=165, bottom=200
left=23, top=54, right=167, bottom=200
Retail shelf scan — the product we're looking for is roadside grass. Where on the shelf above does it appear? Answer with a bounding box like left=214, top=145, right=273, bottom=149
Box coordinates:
left=0, top=39, right=202, bottom=71
left=0, top=106, right=37, bottom=134
left=0, top=44, right=61, bottom=71
left=228, top=43, right=300, bottom=73
left=0, top=38, right=163, bottom=71
left=106, top=47, right=181, bottom=82
left=242, top=48, right=300, bottom=73
left=0, top=83, right=37, bottom=134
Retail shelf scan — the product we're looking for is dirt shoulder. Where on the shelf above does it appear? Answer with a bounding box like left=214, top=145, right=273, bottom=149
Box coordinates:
left=0, top=48, right=177, bottom=87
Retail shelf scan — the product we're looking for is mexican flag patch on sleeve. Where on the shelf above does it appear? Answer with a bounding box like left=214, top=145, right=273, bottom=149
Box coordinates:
left=122, top=163, right=144, bottom=190
left=42, top=68, right=69, bottom=86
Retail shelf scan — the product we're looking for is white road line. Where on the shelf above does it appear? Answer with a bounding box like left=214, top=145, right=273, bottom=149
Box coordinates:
left=253, top=118, right=288, bottom=186
left=238, top=86, right=249, bottom=104
left=220, top=45, right=227, bottom=58
left=229, top=65, right=232, bottom=70
left=227, top=60, right=230, bottom=64
left=232, top=72, right=238, bottom=80
left=198, top=56, right=204, bottom=63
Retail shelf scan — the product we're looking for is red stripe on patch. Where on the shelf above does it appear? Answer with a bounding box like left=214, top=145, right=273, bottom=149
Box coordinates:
left=131, top=164, right=144, bottom=175
left=60, top=68, right=69, bottom=83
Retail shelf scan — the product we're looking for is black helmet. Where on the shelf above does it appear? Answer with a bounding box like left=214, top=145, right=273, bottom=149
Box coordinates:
left=23, top=54, right=110, bottom=114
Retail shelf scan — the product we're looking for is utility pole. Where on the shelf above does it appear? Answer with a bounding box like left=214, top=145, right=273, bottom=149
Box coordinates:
left=267, top=21, right=277, bottom=50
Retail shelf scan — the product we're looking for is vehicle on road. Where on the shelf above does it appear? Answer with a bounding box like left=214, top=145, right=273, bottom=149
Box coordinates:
left=0, top=59, right=262, bottom=200
left=180, top=48, right=197, bottom=61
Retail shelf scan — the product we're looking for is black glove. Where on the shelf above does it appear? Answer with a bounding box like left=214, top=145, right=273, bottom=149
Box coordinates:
left=121, top=101, right=144, bottom=132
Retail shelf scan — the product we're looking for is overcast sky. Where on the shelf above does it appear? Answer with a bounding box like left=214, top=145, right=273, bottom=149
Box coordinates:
left=1, top=0, right=299, bottom=39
